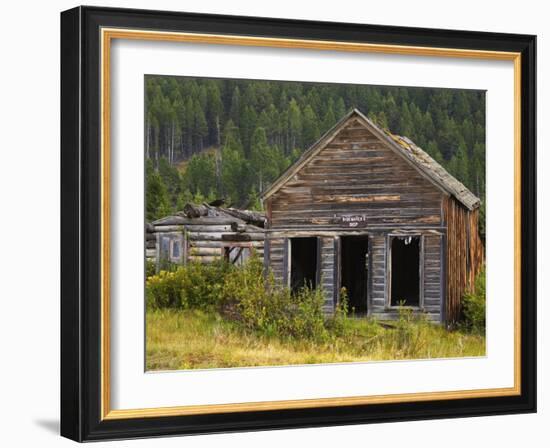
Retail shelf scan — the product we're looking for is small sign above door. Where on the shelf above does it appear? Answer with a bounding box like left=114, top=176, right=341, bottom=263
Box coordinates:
left=335, top=214, right=368, bottom=228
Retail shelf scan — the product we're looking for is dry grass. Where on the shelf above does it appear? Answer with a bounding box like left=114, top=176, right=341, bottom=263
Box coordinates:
left=146, top=309, right=486, bottom=371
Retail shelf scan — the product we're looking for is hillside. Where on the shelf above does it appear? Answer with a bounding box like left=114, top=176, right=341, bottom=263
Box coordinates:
left=145, top=76, right=486, bottom=229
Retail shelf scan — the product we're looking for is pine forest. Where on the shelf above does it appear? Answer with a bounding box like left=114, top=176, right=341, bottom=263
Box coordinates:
left=145, top=76, right=486, bottom=233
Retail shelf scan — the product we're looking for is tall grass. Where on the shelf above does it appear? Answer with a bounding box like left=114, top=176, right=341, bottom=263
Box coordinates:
left=147, top=257, right=330, bottom=341
left=146, top=308, right=486, bottom=370
left=145, top=257, right=486, bottom=370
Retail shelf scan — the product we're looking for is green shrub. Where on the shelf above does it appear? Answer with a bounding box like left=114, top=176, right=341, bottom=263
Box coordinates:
left=462, top=266, right=486, bottom=333
left=180, top=260, right=234, bottom=309
left=284, top=285, right=327, bottom=341
left=145, top=259, right=156, bottom=278
left=222, top=257, right=328, bottom=341
left=146, top=260, right=233, bottom=310
left=146, top=269, right=183, bottom=309
left=393, top=304, right=424, bottom=356
left=325, top=287, right=351, bottom=336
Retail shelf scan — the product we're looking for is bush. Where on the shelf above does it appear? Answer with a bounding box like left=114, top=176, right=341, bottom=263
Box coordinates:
left=222, top=257, right=328, bottom=341
left=180, top=261, right=234, bottom=309
left=147, top=256, right=333, bottom=342
left=325, top=287, right=351, bottom=336
left=145, top=259, right=156, bottom=279
left=146, top=260, right=233, bottom=310
left=146, top=270, right=183, bottom=309
left=393, top=305, right=427, bottom=357
left=462, top=266, right=486, bottom=333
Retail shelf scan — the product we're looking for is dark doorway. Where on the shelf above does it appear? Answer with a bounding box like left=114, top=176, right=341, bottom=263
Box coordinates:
left=341, top=236, right=369, bottom=313
left=290, top=237, right=318, bottom=293
left=390, top=236, right=420, bottom=306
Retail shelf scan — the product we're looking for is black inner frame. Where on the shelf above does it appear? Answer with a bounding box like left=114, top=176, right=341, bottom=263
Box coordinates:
left=61, top=6, right=537, bottom=442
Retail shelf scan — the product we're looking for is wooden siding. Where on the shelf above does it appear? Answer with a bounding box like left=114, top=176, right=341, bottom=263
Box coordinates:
left=368, top=232, right=442, bottom=321
left=423, top=234, right=443, bottom=315
left=444, top=197, right=484, bottom=324
left=266, top=237, right=286, bottom=285
left=263, top=116, right=483, bottom=324
left=369, top=234, right=387, bottom=314
left=269, top=118, right=445, bottom=230
left=266, top=235, right=335, bottom=312
left=147, top=222, right=264, bottom=266
left=320, top=237, right=335, bottom=312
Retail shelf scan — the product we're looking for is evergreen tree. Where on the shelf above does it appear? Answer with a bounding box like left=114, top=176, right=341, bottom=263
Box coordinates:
left=193, top=100, right=208, bottom=150
left=229, top=86, right=241, bottom=126
left=399, top=101, right=414, bottom=137
left=288, top=98, right=302, bottom=151
left=183, top=153, right=217, bottom=197
left=334, top=97, right=346, bottom=119
left=448, top=142, right=469, bottom=187
left=302, top=105, right=321, bottom=146
left=145, top=160, right=172, bottom=221
left=322, top=99, right=336, bottom=132
left=206, top=82, right=223, bottom=146
left=144, top=75, right=486, bottom=229
left=250, top=127, right=271, bottom=192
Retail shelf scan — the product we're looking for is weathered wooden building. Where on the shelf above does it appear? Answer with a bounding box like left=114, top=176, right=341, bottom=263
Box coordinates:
left=261, top=109, right=483, bottom=324
left=147, top=203, right=265, bottom=269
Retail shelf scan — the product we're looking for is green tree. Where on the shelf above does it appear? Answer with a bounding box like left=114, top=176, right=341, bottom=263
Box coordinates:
left=302, top=105, right=320, bottom=146
left=229, top=86, right=241, bottom=126
left=250, top=127, right=270, bottom=192
left=288, top=98, right=302, bottom=151
left=146, top=160, right=172, bottom=221
left=322, top=99, right=336, bottom=132
left=193, top=100, right=208, bottom=150
left=206, top=82, right=223, bottom=146
left=144, top=75, right=486, bottom=231
left=183, top=153, right=217, bottom=197
left=448, top=141, right=469, bottom=186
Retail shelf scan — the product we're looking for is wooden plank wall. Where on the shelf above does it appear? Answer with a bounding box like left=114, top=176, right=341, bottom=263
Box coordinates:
left=444, top=197, right=484, bottom=324
left=369, top=234, right=387, bottom=314
left=269, top=118, right=445, bottom=229
left=267, top=237, right=286, bottom=285
left=423, top=234, right=443, bottom=318
left=368, top=233, right=442, bottom=321
left=320, top=237, right=335, bottom=312
left=265, top=235, right=336, bottom=312
left=187, top=227, right=264, bottom=264
left=148, top=223, right=264, bottom=264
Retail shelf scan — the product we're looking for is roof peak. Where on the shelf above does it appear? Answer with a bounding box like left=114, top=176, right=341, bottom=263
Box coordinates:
left=261, top=109, right=480, bottom=210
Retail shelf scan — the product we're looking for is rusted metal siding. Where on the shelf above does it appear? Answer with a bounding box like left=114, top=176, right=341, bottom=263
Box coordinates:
left=269, top=118, right=446, bottom=230
left=444, top=197, right=484, bottom=324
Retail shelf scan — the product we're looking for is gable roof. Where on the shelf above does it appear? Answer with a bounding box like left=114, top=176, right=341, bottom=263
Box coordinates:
left=261, top=108, right=480, bottom=211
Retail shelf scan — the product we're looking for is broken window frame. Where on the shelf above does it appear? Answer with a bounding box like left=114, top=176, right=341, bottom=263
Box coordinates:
left=169, top=239, right=180, bottom=262
left=155, top=231, right=187, bottom=271
left=221, top=242, right=255, bottom=266
left=386, top=233, right=424, bottom=310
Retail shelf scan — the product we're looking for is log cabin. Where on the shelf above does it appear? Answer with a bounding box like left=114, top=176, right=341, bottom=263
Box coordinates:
left=261, top=109, right=484, bottom=324
left=146, top=203, right=265, bottom=270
